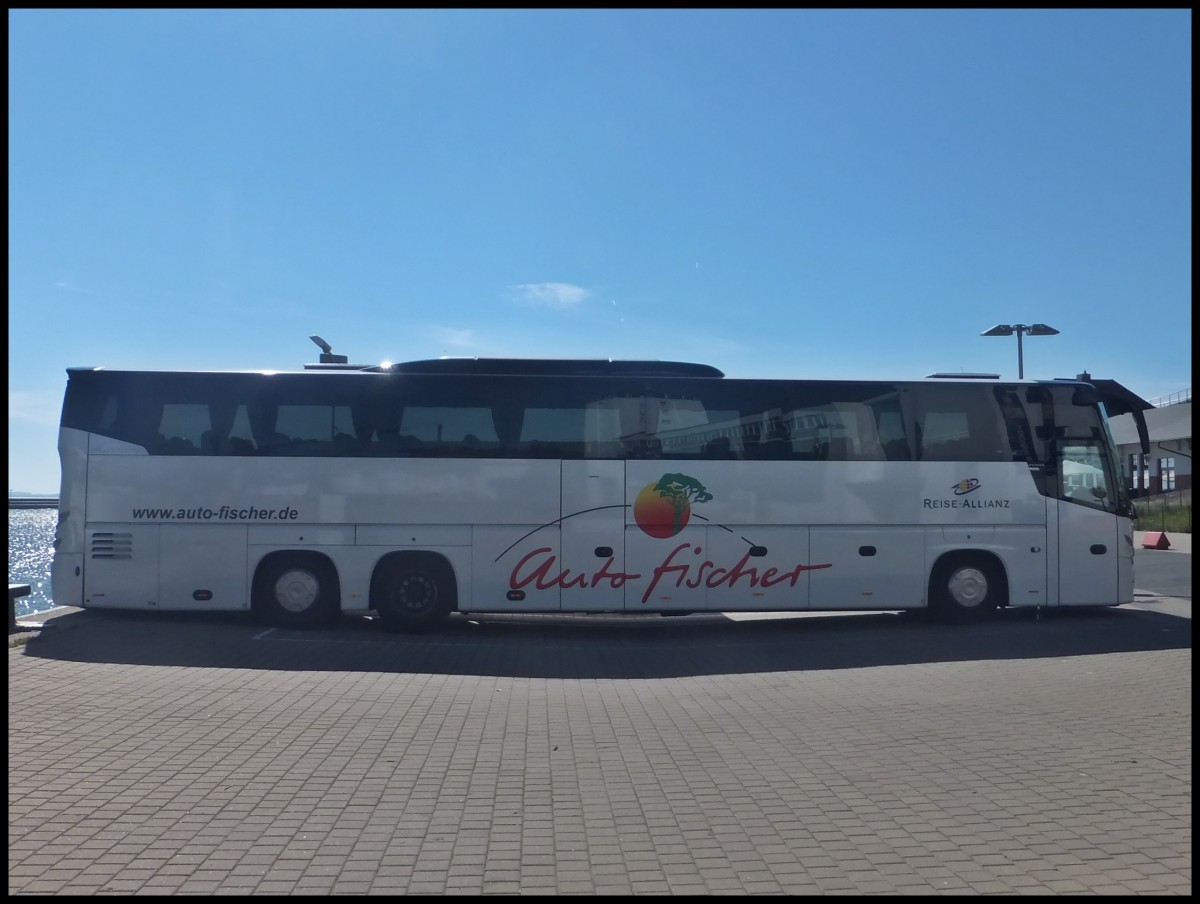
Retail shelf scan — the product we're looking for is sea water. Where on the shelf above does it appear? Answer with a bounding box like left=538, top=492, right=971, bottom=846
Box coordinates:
left=8, top=509, right=57, bottom=616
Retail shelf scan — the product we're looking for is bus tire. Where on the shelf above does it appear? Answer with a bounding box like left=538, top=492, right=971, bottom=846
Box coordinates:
left=375, top=554, right=455, bottom=632
left=930, top=554, right=1002, bottom=624
left=253, top=553, right=338, bottom=629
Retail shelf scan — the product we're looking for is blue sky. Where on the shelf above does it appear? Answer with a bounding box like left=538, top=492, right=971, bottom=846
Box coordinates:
left=8, top=9, right=1192, bottom=493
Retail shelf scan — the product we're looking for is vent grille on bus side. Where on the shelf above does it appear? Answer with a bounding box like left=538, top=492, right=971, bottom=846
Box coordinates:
left=90, top=532, right=134, bottom=559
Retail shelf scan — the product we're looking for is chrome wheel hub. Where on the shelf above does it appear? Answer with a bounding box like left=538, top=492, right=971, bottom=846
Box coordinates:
left=274, top=569, right=319, bottom=613
left=947, top=567, right=988, bottom=608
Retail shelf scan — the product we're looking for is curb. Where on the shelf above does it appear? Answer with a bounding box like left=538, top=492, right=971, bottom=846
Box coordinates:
left=8, top=606, right=89, bottom=647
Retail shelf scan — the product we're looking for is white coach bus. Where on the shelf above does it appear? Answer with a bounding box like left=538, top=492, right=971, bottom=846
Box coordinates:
left=50, top=357, right=1150, bottom=630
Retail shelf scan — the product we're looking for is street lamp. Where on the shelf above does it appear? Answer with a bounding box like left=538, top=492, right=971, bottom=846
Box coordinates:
left=980, top=323, right=1059, bottom=379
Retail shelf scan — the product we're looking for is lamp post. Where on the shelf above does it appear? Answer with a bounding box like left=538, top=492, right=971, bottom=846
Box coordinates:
left=980, top=323, right=1059, bottom=379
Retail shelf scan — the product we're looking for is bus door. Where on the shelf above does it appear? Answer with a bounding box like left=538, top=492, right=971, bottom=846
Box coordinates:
left=559, top=460, right=628, bottom=612
left=471, top=460, right=564, bottom=613
left=1056, top=440, right=1119, bottom=605
left=622, top=466, right=720, bottom=613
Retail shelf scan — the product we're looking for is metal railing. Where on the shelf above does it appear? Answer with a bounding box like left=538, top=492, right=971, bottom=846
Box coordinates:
left=1146, top=389, right=1191, bottom=408
left=8, top=496, right=58, bottom=509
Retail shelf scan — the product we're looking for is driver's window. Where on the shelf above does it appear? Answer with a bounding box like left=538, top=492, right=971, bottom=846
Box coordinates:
left=1060, top=442, right=1113, bottom=511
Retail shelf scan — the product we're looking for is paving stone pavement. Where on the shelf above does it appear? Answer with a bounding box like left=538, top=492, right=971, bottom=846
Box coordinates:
left=9, top=603, right=1191, bottom=895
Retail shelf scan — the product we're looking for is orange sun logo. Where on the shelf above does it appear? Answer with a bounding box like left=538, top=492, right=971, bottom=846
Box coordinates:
left=633, top=473, right=713, bottom=539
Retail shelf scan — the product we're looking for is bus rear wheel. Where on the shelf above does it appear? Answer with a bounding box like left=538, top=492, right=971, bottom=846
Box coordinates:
left=376, top=555, right=455, bottom=632
left=253, top=554, right=338, bottom=629
left=930, top=555, right=1002, bottom=624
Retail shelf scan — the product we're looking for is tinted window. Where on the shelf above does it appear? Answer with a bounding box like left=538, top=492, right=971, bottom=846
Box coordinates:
left=61, top=371, right=931, bottom=464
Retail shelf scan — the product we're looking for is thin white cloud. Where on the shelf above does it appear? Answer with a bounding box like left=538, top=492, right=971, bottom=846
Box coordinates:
left=433, top=327, right=476, bottom=348
left=8, top=390, right=64, bottom=427
left=53, top=280, right=95, bottom=294
left=514, top=282, right=591, bottom=309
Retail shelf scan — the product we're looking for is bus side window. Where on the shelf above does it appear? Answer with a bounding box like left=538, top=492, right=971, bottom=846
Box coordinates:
left=701, top=437, right=735, bottom=459
left=227, top=405, right=257, bottom=455
left=913, top=386, right=1008, bottom=462
left=228, top=436, right=256, bottom=455
left=825, top=436, right=851, bottom=460
left=157, top=403, right=211, bottom=455
left=875, top=411, right=911, bottom=461
left=997, top=391, right=1038, bottom=462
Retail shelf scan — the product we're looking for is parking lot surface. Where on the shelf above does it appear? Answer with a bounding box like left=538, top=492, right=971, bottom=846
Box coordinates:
left=9, top=601, right=1192, bottom=895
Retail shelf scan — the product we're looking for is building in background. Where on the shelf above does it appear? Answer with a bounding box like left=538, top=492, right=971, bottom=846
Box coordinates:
left=1108, top=390, right=1191, bottom=497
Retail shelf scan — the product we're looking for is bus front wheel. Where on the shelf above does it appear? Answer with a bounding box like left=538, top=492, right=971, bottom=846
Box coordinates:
left=253, top=554, right=338, bottom=629
left=376, top=555, right=455, bottom=631
left=930, top=555, right=1002, bottom=624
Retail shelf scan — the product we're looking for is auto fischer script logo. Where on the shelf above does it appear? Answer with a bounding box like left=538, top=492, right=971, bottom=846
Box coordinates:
left=498, top=473, right=833, bottom=604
